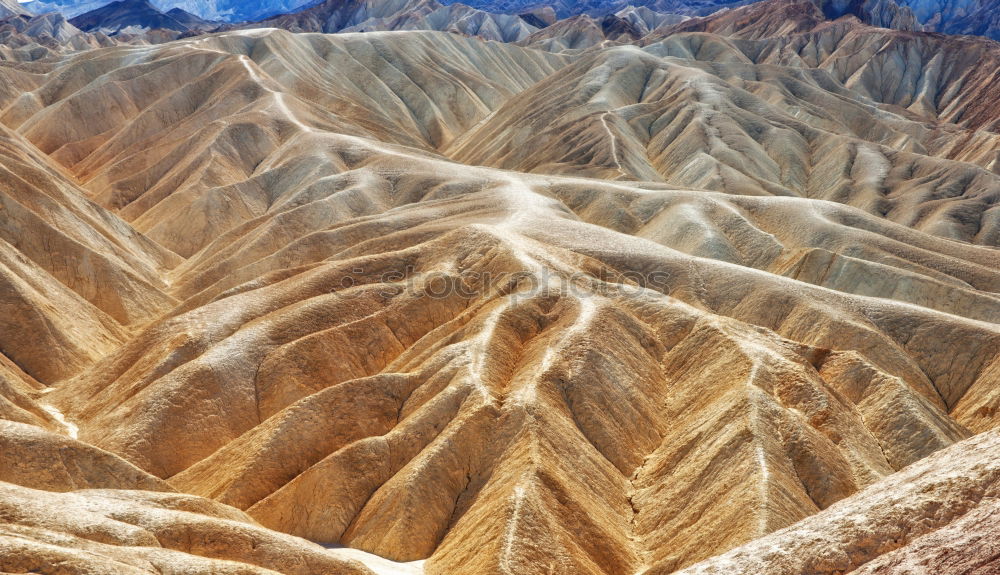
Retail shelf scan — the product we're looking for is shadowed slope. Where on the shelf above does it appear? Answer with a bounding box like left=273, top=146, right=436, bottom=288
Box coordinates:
left=69, top=0, right=199, bottom=34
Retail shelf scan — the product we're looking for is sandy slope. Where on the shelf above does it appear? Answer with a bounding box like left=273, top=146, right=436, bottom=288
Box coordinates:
left=0, top=7, right=997, bottom=574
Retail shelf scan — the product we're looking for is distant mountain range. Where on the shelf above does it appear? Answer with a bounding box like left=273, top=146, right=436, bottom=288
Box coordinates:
left=439, top=0, right=755, bottom=18
left=21, top=0, right=317, bottom=22
left=446, top=0, right=1000, bottom=37
left=249, top=0, right=542, bottom=42
left=17, top=0, right=1000, bottom=40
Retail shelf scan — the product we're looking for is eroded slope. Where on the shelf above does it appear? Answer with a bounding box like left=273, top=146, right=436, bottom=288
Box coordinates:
left=0, top=17, right=997, bottom=575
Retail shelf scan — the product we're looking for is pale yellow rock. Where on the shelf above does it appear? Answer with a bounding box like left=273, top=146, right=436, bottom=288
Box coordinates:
left=0, top=481, right=374, bottom=575
left=0, top=7, right=995, bottom=575
left=668, top=429, right=1000, bottom=575
left=0, top=420, right=171, bottom=492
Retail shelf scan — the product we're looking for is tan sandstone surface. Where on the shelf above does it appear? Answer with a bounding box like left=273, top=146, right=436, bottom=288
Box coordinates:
left=0, top=1, right=997, bottom=573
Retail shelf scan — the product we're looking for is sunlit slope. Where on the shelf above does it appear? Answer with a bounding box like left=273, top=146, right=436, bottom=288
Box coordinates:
left=0, top=122, right=177, bottom=384
left=2, top=29, right=567, bottom=256
left=0, top=20, right=997, bottom=575
left=448, top=15, right=1000, bottom=244
left=671, top=429, right=1000, bottom=575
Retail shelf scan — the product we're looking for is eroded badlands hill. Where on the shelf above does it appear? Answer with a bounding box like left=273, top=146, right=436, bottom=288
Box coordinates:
left=453, top=1, right=1000, bottom=244
left=250, top=0, right=544, bottom=42
left=0, top=4, right=998, bottom=574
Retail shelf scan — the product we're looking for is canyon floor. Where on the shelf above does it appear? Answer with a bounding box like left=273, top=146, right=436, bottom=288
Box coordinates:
left=0, top=0, right=999, bottom=573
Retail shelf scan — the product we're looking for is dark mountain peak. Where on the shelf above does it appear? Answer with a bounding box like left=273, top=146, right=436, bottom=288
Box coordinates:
left=105, top=0, right=156, bottom=11
left=600, top=12, right=643, bottom=38
left=518, top=5, right=557, bottom=27
left=69, top=0, right=192, bottom=32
